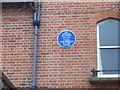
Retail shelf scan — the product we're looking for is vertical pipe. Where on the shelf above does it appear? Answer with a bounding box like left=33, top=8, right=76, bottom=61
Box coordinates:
left=37, top=0, right=41, bottom=21
left=32, top=10, right=37, bottom=90
left=32, top=1, right=41, bottom=90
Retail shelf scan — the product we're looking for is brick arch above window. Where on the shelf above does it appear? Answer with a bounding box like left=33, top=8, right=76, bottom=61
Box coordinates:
left=94, top=10, right=120, bottom=23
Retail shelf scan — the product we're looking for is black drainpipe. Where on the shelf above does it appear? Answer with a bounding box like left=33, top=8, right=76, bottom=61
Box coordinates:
left=30, top=1, right=41, bottom=90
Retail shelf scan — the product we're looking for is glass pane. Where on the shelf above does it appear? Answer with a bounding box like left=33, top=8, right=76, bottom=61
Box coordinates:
left=99, top=19, right=120, bottom=46
left=100, top=49, right=120, bottom=74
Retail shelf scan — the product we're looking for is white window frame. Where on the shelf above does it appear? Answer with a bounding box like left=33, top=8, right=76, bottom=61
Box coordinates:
left=97, top=19, right=120, bottom=78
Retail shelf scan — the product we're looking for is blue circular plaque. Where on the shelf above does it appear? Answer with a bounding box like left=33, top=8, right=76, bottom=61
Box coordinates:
left=57, top=30, right=76, bottom=48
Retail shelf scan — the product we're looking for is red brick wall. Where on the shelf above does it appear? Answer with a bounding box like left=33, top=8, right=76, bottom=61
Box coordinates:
left=1, top=2, right=120, bottom=89
left=0, top=3, right=2, bottom=72
left=2, top=3, right=34, bottom=87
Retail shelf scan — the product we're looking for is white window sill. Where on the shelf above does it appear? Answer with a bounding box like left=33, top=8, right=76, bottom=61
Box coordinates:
left=88, top=77, right=120, bottom=84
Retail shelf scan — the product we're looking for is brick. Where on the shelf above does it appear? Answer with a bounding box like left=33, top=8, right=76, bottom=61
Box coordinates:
left=1, top=1, right=120, bottom=89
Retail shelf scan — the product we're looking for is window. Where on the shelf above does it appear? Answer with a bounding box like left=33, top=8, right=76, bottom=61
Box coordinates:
left=97, top=19, right=120, bottom=78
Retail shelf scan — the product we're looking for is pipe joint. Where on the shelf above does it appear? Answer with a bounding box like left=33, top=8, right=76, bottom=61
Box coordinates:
left=32, top=86, right=36, bottom=90
left=33, top=20, right=40, bottom=27
left=34, top=33, right=38, bottom=36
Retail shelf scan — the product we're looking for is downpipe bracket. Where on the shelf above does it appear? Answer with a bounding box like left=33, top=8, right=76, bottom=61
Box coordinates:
left=33, top=20, right=40, bottom=27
